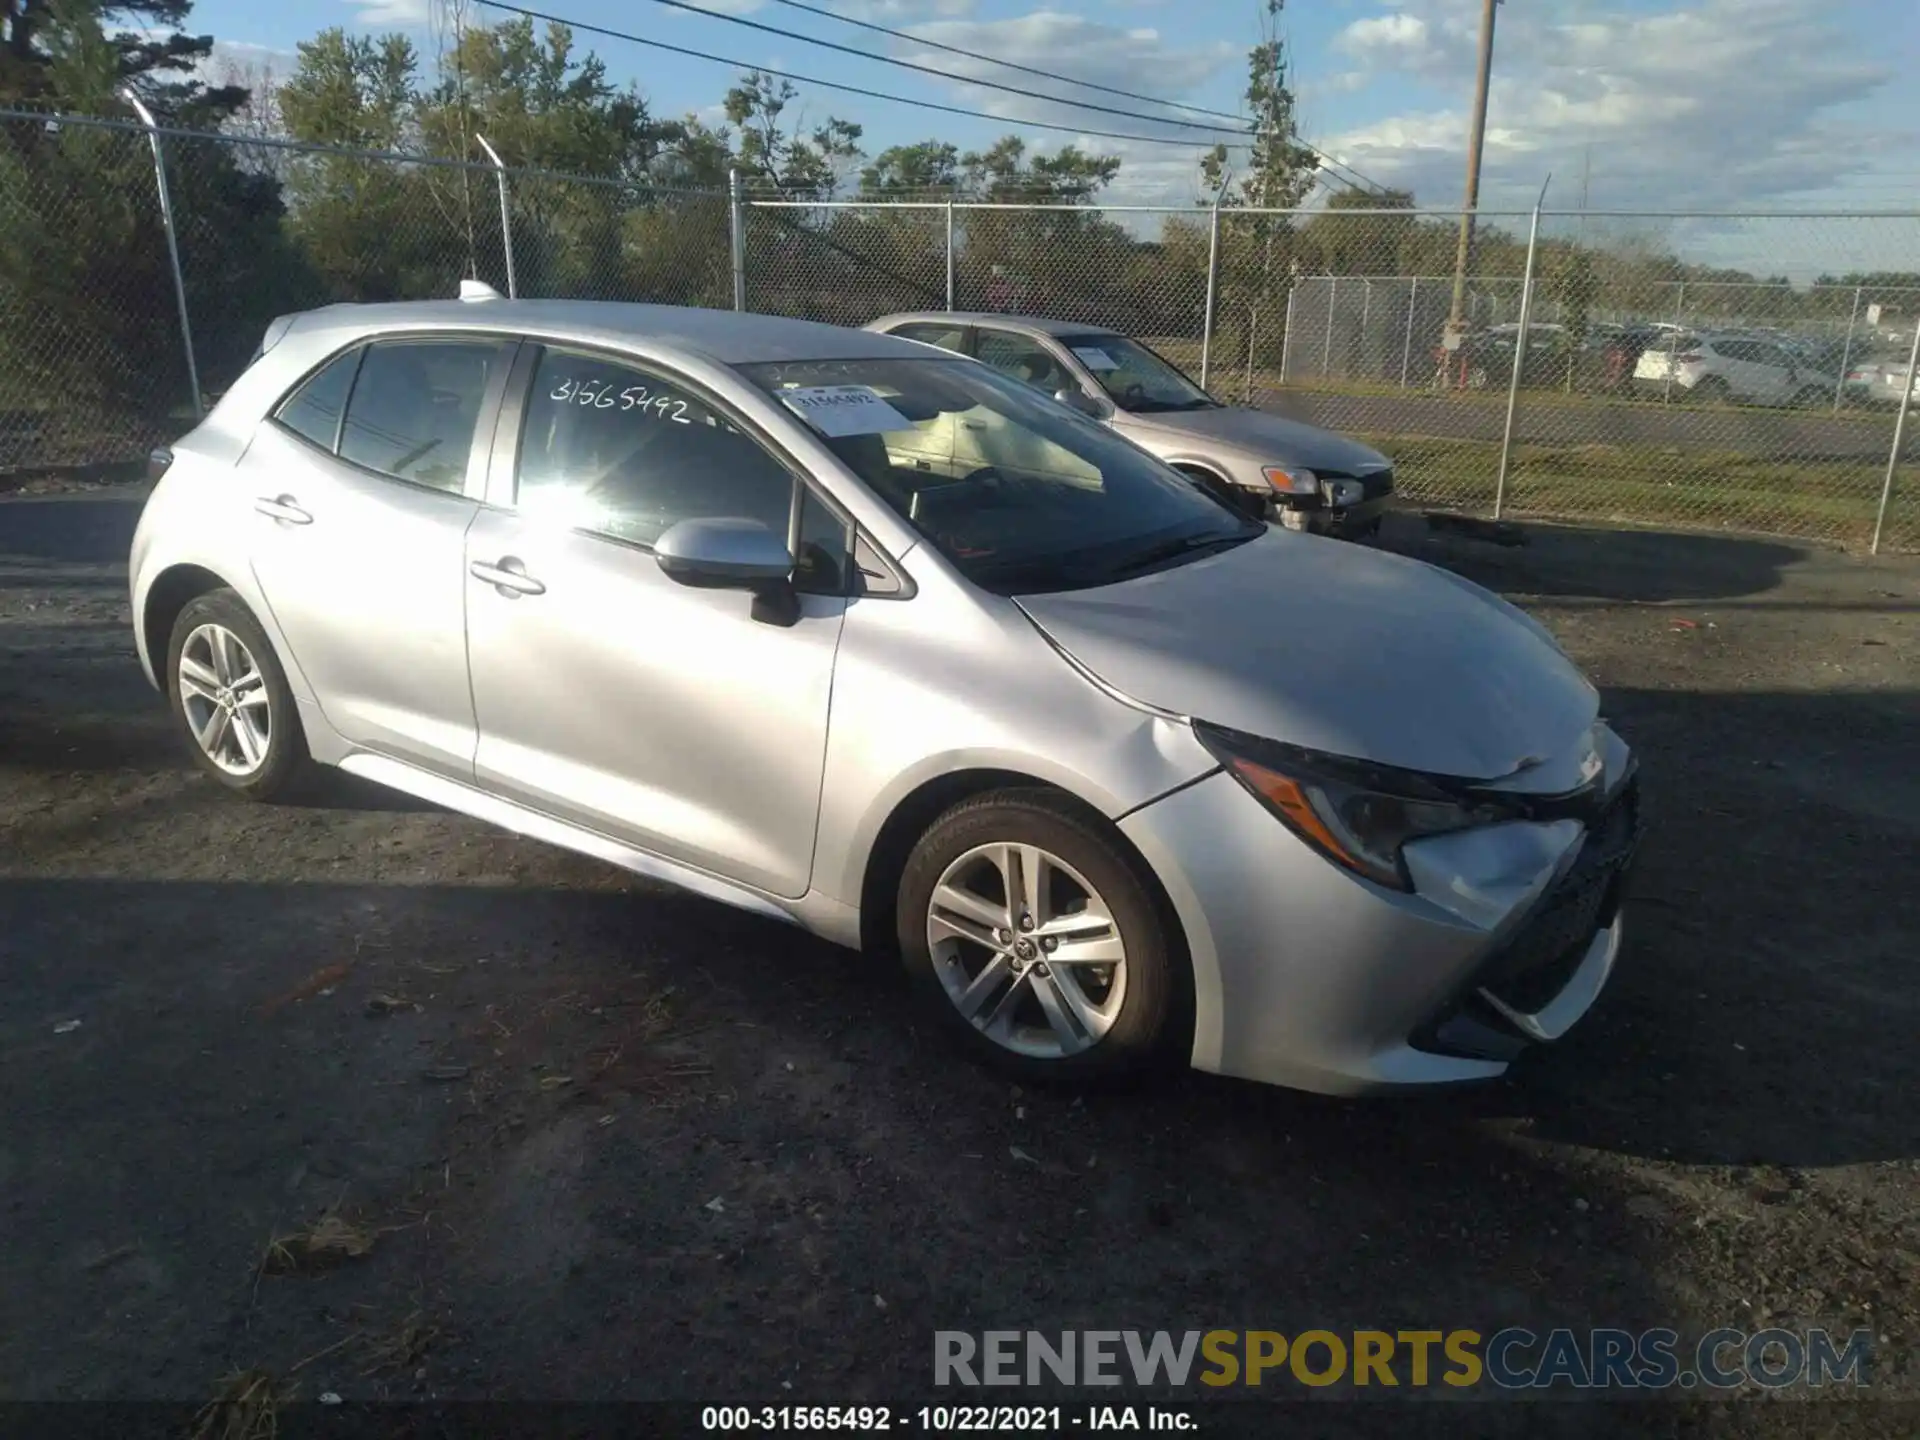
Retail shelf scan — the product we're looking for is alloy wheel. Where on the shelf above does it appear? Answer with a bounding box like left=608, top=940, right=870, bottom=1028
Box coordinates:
left=178, top=622, right=272, bottom=777
left=925, top=841, right=1128, bottom=1059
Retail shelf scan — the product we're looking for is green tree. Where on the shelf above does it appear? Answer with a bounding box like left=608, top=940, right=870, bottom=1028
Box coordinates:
left=725, top=69, right=862, bottom=199
left=0, top=0, right=301, bottom=466
left=276, top=28, right=456, bottom=301
left=1302, top=186, right=1416, bottom=274
left=1, top=0, right=244, bottom=114
left=1198, top=0, right=1319, bottom=211
left=858, top=140, right=959, bottom=199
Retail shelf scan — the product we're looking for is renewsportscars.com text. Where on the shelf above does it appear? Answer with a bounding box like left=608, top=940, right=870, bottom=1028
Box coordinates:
left=934, top=1328, right=1873, bottom=1391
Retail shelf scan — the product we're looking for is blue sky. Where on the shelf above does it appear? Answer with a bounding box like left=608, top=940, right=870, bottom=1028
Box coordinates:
left=188, top=0, right=1919, bottom=235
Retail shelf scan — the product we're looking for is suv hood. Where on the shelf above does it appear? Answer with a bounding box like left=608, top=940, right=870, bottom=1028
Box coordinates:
left=1016, top=531, right=1598, bottom=782
left=1119, top=405, right=1390, bottom=475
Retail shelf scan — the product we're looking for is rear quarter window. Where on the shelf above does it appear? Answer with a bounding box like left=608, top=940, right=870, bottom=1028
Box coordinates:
left=272, top=347, right=362, bottom=452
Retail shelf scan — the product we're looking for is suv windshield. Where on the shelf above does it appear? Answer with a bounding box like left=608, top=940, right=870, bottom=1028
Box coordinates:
left=1054, top=334, right=1221, bottom=414
left=738, top=356, right=1259, bottom=596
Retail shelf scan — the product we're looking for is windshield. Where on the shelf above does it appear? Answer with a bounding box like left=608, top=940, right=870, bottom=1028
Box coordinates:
left=737, top=356, right=1260, bottom=595
left=1055, top=335, right=1220, bottom=414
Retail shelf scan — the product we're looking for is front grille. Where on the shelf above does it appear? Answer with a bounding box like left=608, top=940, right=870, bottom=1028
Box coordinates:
left=1318, top=467, right=1394, bottom=501
left=1477, top=777, right=1641, bottom=1014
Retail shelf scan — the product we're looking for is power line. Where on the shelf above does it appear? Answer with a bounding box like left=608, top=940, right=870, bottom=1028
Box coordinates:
left=765, top=0, right=1245, bottom=126
left=582, top=0, right=1253, bottom=138
left=622, top=0, right=1387, bottom=193
left=475, top=0, right=1253, bottom=153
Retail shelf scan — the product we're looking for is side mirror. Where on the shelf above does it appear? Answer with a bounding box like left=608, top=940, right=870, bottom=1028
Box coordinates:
left=654, top=517, right=800, bottom=625
left=1054, top=387, right=1106, bottom=418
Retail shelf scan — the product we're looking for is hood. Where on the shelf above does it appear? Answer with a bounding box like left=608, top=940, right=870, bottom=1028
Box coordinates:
left=1120, top=405, right=1390, bottom=474
left=1016, top=531, right=1599, bottom=782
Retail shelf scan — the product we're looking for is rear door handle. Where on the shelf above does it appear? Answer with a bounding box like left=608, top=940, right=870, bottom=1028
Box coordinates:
left=254, top=495, right=312, bottom=525
left=470, top=556, right=546, bottom=597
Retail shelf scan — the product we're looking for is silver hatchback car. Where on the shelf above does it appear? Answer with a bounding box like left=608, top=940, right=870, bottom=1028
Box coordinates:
left=131, top=293, right=1639, bottom=1095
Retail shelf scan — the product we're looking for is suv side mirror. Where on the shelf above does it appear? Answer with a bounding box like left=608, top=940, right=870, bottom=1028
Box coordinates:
left=654, top=517, right=800, bottom=626
left=1054, top=387, right=1106, bottom=418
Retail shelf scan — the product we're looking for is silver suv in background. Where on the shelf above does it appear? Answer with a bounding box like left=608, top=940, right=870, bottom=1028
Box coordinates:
left=866, top=312, right=1395, bottom=538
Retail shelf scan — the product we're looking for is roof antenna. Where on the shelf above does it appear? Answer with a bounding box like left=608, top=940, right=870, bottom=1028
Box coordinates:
left=459, top=279, right=503, bottom=302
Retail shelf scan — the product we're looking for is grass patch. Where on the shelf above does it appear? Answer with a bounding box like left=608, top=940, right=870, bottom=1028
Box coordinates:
left=1357, top=434, right=1917, bottom=548
left=190, top=1369, right=290, bottom=1440
left=260, top=1210, right=378, bottom=1275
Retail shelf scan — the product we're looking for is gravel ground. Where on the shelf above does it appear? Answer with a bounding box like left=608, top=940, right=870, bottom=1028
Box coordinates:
left=2, top=488, right=1916, bottom=1436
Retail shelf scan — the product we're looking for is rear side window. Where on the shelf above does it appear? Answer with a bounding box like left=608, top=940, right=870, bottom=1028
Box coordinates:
left=272, top=347, right=361, bottom=451
left=338, top=339, right=507, bottom=493
left=894, top=322, right=970, bottom=354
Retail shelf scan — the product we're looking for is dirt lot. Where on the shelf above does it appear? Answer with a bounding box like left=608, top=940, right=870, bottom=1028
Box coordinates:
left=2, top=486, right=1917, bottom=1435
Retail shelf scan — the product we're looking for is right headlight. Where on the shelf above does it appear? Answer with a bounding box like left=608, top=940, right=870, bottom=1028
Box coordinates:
left=1196, top=723, right=1523, bottom=891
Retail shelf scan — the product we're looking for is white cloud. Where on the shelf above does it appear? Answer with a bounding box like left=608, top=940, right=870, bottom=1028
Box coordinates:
left=1320, top=0, right=1900, bottom=218
left=348, top=0, right=431, bottom=23
left=830, top=0, right=976, bottom=18
left=889, top=11, right=1238, bottom=205
left=1337, top=13, right=1433, bottom=63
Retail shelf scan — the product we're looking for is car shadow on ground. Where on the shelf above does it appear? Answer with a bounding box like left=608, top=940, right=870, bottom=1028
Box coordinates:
left=1374, top=511, right=1879, bottom=607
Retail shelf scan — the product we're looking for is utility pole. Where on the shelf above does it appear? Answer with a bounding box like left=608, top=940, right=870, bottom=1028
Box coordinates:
left=1442, top=0, right=1501, bottom=372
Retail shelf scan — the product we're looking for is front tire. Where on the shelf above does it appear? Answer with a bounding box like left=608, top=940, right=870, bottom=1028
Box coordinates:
left=897, top=789, right=1185, bottom=1084
left=166, top=589, right=309, bottom=801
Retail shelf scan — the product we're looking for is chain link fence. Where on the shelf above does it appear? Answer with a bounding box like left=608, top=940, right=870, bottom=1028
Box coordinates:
left=4, top=108, right=1917, bottom=552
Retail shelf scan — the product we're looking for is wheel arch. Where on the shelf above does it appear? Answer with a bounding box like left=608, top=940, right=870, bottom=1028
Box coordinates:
left=140, top=563, right=235, bottom=687
left=855, top=767, right=1195, bottom=1040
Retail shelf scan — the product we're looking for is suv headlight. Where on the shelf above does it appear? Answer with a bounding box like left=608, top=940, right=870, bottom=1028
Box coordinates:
left=1196, top=723, right=1524, bottom=890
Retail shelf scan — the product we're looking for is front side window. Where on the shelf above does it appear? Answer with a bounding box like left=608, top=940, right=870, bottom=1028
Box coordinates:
left=1058, top=334, right=1219, bottom=415
left=739, top=356, right=1260, bottom=596
left=516, top=348, right=795, bottom=549
left=974, top=330, right=1074, bottom=395
left=338, top=339, right=506, bottom=492
left=273, top=346, right=361, bottom=452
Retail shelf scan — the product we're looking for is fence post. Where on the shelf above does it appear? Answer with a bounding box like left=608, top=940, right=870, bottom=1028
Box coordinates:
left=1662, top=280, right=1687, bottom=405
left=1870, top=320, right=1920, bottom=555
left=944, top=198, right=956, bottom=312
left=1833, top=284, right=1863, bottom=414
left=1322, top=276, right=1336, bottom=377
left=122, top=90, right=202, bottom=418
left=473, top=134, right=517, bottom=299
left=728, top=169, right=746, bottom=313
left=1280, top=284, right=1297, bottom=383
left=1493, top=189, right=1547, bottom=521
left=1199, top=193, right=1222, bottom=390
left=1359, top=279, right=1372, bottom=379
left=1244, top=305, right=1258, bottom=404
left=1400, top=275, right=1418, bottom=389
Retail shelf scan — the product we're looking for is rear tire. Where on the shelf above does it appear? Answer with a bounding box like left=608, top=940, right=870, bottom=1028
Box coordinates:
left=165, top=589, right=310, bottom=801
left=897, top=789, right=1185, bottom=1085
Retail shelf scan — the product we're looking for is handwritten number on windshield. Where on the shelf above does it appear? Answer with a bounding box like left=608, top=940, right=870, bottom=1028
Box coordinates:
left=547, top=375, right=690, bottom=423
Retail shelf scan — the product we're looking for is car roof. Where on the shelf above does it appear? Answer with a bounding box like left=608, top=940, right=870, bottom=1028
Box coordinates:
left=869, top=310, right=1122, bottom=340
left=282, top=298, right=931, bottom=365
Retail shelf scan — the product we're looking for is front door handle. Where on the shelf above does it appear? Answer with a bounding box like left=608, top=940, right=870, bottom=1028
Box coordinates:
left=470, top=556, right=546, bottom=597
left=254, top=494, right=312, bottom=525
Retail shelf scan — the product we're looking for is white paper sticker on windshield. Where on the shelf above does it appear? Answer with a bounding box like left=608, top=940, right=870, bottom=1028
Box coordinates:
left=1071, top=345, right=1120, bottom=371
left=779, top=384, right=915, bottom=437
